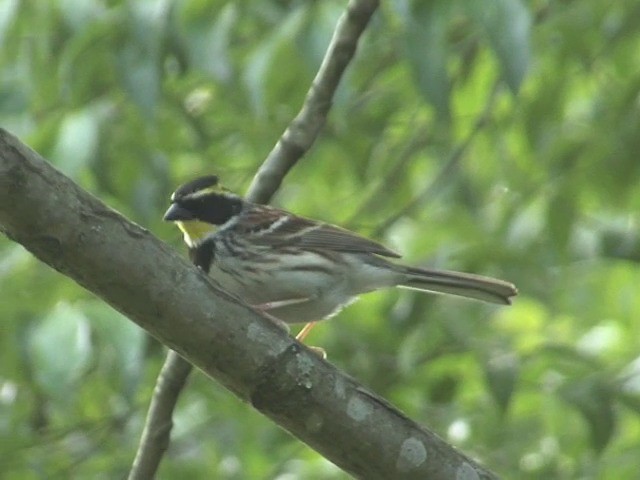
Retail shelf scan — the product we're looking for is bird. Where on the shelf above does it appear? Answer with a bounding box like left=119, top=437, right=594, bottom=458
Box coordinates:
left=163, top=175, right=517, bottom=341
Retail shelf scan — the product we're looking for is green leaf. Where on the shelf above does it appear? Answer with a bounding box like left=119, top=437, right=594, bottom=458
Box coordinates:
left=180, top=3, right=237, bottom=81
left=50, top=105, right=107, bottom=178
left=297, top=3, right=342, bottom=69
left=404, top=1, right=451, bottom=119
left=86, top=301, right=146, bottom=398
left=0, top=0, right=19, bottom=47
left=547, top=187, right=576, bottom=254
left=242, top=7, right=308, bottom=116
left=617, top=390, right=640, bottom=415
left=427, top=374, right=459, bottom=404
left=559, top=375, right=616, bottom=452
left=57, top=15, right=117, bottom=106
left=117, top=0, right=172, bottom=119
left=618, top=357, right=640, bottom=414
left=0, top=79, right=28, bottom=115
left=469, top=0, right=531, bottom=93
left=27, top=302, right=92, bottom=401
left=484, top=352, right=519, bottom=414
left=57, top=0, right=104, bottom=31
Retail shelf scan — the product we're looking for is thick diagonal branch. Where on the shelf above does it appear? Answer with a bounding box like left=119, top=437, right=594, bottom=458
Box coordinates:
left=0, top=130, right=498, bottom=479
left=246, top=0, right=381, bottom=203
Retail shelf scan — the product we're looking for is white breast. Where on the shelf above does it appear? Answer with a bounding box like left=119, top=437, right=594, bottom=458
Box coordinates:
left=209, top=245, right=401, bottom=324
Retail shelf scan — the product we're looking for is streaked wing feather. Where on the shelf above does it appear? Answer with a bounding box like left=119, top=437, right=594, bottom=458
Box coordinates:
left=296, top=223, right=401, bottom=258
left=238, top=205, right=401, bottom=258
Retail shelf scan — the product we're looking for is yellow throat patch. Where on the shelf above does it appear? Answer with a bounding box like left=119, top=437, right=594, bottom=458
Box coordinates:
left=176, top=220, right=216, bottom=248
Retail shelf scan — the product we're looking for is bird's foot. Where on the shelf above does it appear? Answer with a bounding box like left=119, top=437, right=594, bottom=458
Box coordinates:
left=307, top=345, right=327, bottom=359
left=295, top=321, right=327, bottom=359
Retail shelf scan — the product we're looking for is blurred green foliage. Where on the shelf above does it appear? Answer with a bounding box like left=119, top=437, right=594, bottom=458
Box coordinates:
left=1, top=0, right=640, bottom=478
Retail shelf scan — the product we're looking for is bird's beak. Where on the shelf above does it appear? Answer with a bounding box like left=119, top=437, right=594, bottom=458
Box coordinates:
left=163, top=203, right=194, bottom=222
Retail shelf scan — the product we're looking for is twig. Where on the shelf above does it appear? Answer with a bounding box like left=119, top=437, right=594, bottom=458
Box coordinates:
left=246, top=0, right=381, bottom=204
left=129, top=351, right=193, bottom=480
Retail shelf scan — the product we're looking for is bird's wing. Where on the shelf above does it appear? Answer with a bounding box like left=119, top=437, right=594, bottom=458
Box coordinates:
left=235, top=205, right=401, bottom=258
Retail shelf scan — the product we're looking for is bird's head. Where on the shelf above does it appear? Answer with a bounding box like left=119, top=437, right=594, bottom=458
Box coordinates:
left=163, top=175, right=242, bottom=247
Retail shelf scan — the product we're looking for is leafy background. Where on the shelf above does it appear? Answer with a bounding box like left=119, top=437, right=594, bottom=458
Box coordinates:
left=2, top=0, right=640, bottom=478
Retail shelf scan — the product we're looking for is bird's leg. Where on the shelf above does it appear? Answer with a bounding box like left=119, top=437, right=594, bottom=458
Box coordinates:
left=295, top=321, right=317, bottom=342
left=295, top=322, right=326, bottom=359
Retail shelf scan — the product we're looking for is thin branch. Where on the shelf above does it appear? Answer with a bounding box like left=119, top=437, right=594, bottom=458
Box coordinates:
left=129, top=351, right=193, bottom=480
left=0, top=130, right=499, bottom=480
left=246, top=0, right=381, bottom=204
left=130, top=1, right=382, bottom=477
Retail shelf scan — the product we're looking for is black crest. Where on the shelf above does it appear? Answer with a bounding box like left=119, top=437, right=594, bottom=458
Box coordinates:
left=172, top=175, right=219, bottom=201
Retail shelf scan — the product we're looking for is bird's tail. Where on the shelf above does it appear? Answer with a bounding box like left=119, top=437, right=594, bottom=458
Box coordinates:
left=399, top=266, right=517, bottom=305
